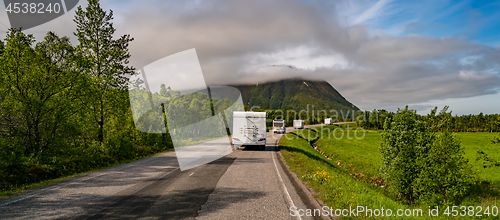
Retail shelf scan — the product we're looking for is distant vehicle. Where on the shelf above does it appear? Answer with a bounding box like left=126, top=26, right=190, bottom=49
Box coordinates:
left=273, top=120, right=286, bottom=134
left=293, top=119, right=304, bottom=129
left=232, top=111, right=267, bottom=150
left=324, top=118, right=333, bottom=125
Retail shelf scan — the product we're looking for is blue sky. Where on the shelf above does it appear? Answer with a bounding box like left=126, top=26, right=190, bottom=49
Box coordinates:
left=357, top=0, right=500, bottom=47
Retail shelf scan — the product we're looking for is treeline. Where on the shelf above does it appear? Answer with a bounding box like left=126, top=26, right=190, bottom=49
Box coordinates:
left=356, top=107, right=500, bottom=132
left=0, top=0, right=170, bottom=192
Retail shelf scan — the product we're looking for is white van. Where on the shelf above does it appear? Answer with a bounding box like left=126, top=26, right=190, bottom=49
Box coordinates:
left=293, top=120, right=304, bottom=129
left=232, top=111, right=267, bottom=150
left=272, top=120, right=286, bottom=134
left=324, top=118, right=333, bottom=125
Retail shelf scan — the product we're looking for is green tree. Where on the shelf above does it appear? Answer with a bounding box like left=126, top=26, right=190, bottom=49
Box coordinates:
left=414, top=130, right=475, bottom=205
left=73, top=0, right=135, bottom=143
left=0, top=29, right=78, bottom=163
left=380, top=106, right=432, bottom=203
left=370, top=109, right=379, bottom=129
left=381, top=106, right=475, bottom=205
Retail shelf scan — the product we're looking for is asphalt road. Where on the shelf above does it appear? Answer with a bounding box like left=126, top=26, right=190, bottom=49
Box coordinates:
left=0, top=123, right=350, bottom=219
left=196, top=130, right=311, bottom=220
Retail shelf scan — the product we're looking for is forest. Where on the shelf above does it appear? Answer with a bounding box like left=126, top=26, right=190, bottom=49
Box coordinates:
left=0, top=0, right=171, bottom=194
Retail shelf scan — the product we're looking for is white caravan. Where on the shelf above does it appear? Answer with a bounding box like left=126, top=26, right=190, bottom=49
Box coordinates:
left=324, top=118, right=333, bottom=125
left=232, top=111, right=267, bottom=150
left=272, top=120, right=286, bottom=134
left=293, top=120, right=304, bottom=129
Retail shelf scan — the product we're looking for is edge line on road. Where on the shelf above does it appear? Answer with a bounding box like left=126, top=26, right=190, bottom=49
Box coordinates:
left=272, top=136, right=302, bottom=220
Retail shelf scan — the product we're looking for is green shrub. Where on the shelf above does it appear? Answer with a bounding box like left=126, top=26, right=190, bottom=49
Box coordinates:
left=490, top=134, right=500, bottom=144
left=106, top=133, right=135, bottom=161
left=380, top=106, right=432, bottom=203
left=381, top=106, right=475, bottom=205
left=413, top=131, right=475, bottom=206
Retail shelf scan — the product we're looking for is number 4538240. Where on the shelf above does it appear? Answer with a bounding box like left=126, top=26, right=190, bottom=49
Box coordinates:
left=5, top=3, right=62, bottom=14
left=443, top=206, right=498, bottom=217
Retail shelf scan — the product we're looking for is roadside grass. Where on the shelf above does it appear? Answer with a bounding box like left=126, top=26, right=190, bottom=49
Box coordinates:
left=280, top=126, right=500, bottom=219
left=314, top=126, right=383, bottom=186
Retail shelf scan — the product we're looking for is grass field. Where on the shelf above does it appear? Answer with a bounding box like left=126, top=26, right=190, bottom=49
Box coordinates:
left=280, top=125, right=500, bottom=219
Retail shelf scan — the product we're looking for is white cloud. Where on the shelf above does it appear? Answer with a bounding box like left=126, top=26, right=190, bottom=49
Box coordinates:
left=353, top=0, right=393, bottom=25
left=459, top=71, right=492, bottom=81
left=247, top=45, right=352, bottom=71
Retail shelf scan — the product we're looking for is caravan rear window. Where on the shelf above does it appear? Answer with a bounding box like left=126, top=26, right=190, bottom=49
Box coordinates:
left=273, top=122, right=284, bottom=127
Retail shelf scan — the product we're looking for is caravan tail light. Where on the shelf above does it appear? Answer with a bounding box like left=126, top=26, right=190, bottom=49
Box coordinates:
left=233, top=138, right=241, bottom=141
left=258, top=138, right=265, bottom=141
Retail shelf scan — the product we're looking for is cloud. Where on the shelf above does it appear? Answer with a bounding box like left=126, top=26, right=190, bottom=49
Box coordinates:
left=353, top=0, right=393, bottom=25
left=11, top=0, right=499, bottom=111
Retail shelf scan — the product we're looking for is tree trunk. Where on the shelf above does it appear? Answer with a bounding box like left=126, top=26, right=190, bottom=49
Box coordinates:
left=98, top=100, right=104, bottom=143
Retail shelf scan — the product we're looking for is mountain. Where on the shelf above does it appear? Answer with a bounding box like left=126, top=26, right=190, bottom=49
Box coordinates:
left=230, top=79, right=359, bottom=112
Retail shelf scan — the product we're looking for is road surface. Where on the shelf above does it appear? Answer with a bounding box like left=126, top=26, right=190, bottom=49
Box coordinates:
left=0, top=123, right=350, bottom=219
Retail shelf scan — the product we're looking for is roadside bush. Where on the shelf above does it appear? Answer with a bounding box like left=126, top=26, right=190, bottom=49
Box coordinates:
left=491, top=133, right=500, bottom=144
left=413, top=131, right=475, bottom=206
left=380, top=106, right=432, bottom=203
left=0, top=137, right=25, bottom=171
left=57, top=141, right=110, bottom=174
left=380, top=106, right=475, bottom=206
left=0, top=137, right=27, bottom=190
left=476, top=151, right=500, bottom=168
left=381, top=106, right=475, bottom=205
left=0, top=137, right=59, bottom=190
left=106, top=133, right=135, bottom=161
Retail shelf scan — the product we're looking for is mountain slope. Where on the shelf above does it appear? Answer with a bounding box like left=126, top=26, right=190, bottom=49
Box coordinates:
left=230, top=79, right=359, bottom=112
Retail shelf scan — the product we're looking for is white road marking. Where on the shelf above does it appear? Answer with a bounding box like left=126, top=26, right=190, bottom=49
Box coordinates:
left=272, top=136, right=302, bottom=220
left=0, top=171, right=107, bottom=207
left=0, top=171, right=108, bottom=207
left=0, top=193, right=40, bottom=207
left=189, top=172, right=195, bottom=176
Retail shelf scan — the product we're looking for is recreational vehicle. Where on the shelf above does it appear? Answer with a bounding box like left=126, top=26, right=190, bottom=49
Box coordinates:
left=293, top=120, right=304, bottom=129
left=324, top=118, right=333, bottom=125
left=272, top=120, right=286, bottom=134
left=232, top=111, right=267, bottom=150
